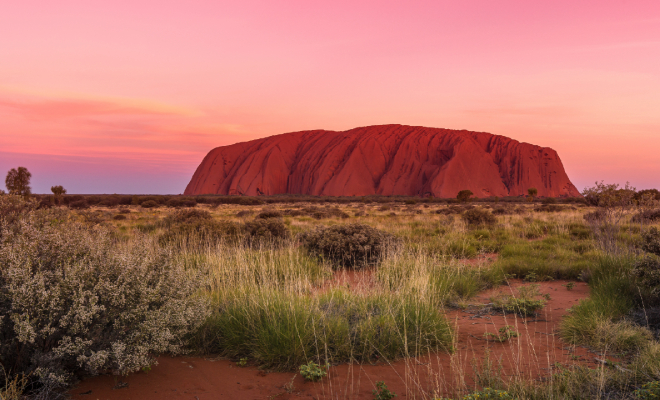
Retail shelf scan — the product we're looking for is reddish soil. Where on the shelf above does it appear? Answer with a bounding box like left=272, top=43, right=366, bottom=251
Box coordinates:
left=184, top=124, right=580, bottom=198
left=70, top=280, right=610, bottom=400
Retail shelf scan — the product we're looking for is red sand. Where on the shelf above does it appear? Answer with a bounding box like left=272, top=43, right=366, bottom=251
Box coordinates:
left=184, top=124, right=580, bottom=198
left=69, top=280, right=608, bottom=399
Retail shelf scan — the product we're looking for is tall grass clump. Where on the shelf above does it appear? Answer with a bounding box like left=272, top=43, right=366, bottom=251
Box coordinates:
left=198, top=289, right=452, bottom=369
left=561, top=255, right=652, bottom=353
left=191, top=241, right=453, bottom=370
left=0, top=196, right=209, bottom=396
left=376, top=249, right=504, bottom=303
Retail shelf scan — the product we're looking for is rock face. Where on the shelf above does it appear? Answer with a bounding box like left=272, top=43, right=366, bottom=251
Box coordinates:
left=184, top=125, right=580, bottom=198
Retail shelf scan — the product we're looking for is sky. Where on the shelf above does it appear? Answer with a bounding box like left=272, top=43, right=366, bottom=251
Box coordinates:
left=1, top=0, right=659, bottom=194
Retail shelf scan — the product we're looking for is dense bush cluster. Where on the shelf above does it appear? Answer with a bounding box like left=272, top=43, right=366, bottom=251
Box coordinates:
left=462, top=208, right=497, bottom=227
left=633, top=228, right=660, bottom=304
left=243, top=218, right=290, bottom=246
left=281, top=206, right=349, bottom=219
left=0, top=196, right=209, bottom=396
left=300, top=223, right=395, bottom=269
left=633, top=209, right=660, bottom=223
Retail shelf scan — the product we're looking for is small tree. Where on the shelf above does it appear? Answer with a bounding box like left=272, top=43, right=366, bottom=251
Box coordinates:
left=5, top=167, right=32, bottom=199
left=581, top=181, right=636, bottom=253
left=457, top=190, right=473, bottom=203
left=527, top=188, right=537, bottom=202
left=51, top=185, right=67, bottom=205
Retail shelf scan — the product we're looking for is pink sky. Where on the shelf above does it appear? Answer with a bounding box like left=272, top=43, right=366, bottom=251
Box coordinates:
left=1, top=0, right=659, bottom=194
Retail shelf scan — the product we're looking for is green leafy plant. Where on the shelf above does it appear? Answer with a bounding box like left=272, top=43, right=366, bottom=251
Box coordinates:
left=299, top=362, right=328, bottom=382
left=634, top=381, right=660, bottom=399
left=372, top=381, right=397, bottom=400
left=491, top=285, right=546, bottom=316
left=564, top=282, right=576, bottom=291
left=237, top=358, right=248, bottom=367
left=462, top=388, right=514, bottom=400
left=484, top=326, right=519, bottom=343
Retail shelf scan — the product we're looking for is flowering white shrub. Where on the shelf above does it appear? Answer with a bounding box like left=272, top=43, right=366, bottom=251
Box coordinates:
left=0, top=196, right=210, bottom=393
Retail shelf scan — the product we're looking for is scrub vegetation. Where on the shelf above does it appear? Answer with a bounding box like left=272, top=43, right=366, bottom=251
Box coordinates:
left=1, top=181, right=660, bottom=399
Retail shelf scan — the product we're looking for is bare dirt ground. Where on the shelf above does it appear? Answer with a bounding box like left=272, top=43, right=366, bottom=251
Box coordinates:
left=69, top=277, right=612, bottom=400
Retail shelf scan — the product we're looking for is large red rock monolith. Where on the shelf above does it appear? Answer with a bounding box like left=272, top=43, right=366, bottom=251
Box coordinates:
left=184, top=125, right=580, bottom=198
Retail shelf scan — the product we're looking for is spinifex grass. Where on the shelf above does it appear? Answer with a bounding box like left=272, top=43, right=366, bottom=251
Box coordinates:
left=198, top=288, right=452, bottom=369
left=561, top=255, right=654, bottom=353
left=189, top=242, right=453, bottom=370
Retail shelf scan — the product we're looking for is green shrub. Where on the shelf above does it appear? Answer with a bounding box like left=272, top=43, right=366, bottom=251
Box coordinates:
left=141, top=199, right=159, bottom=208
left=164, top=208, right=212, bottom=225
left=256, top=210, right=283, bottom=219
left=634, top=381, right=660, bottom=399
left=642, top=227, right=660, bottom=256
left=484, top=326, right=519, bottom=343
left=491, top=285, right=546, bottom=316
left=632, top=256, right=660, bottom=303
left=68, top=199, right=90, bottom=209
left=462, top=388, right=513, bottom=400
left=632, top=210, right=660, bottom=223
left=0, top=203, right=209, bottom=395
left=243, top=218, right=290, bottom=246
left=372, top=381, right=397, bottom=400
left=300, top=223, right=395, bottom=269
left=462, top=208, right=497, bottom=227
left=299, top=362, right=327, bottom=382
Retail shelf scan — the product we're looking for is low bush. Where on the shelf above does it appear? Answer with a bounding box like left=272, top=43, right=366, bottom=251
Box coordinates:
left=492, top=206, right=514, bottom=215
left=372, top=381, right=397, bottom=400
left=632, top=256, right=660, bottom=303
left=462, top=388, right=513, bottom=400
left=256, top=210, right=283, bottom=219
left=0, top=202, right=209, bottom=396
left=635, top=381, right=660, bottom=399
left=491, top=285, right=546, bottom=316
left=164, top=208, right=212, bottom=225
left=299, top=362, right=327, bottom=382
left=534, top=204, right=566, bottom=212
left=632, top=209, right=660, bottom=223
left=236, top=210, right=254, bottom=217
left=165, top=197, right=197, bottom=208
left=68, top=199, right=90, bottom=209
left=243, top=218, right=290, bottom=246
left=642, top=227, right=660, bottom=256
left=462, top=208, right=497, bottom=227
left=300, top=223, right=395, bottom=269
left=141, top=199, right=159, bottom=208
left=113, top=214, right=127, bottom=220
left=484, top=326, right=519, bottom=343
